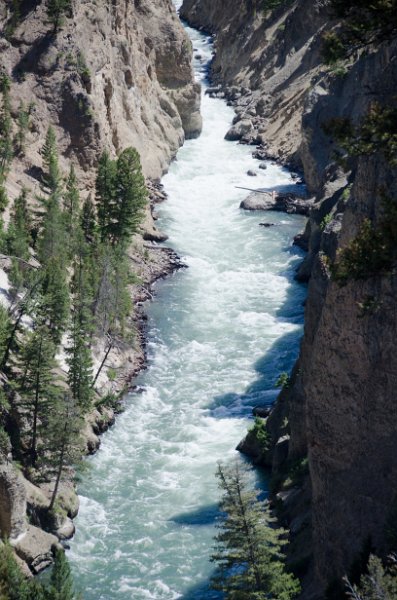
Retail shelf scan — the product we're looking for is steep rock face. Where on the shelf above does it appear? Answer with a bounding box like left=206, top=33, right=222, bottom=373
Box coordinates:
left=0, top=461, right=27, bottom=541
left=181, top=0, right=329, bottom=171
left=1, top=0, right=201, bottom=193
left=181, top=0, right=397, bottom=596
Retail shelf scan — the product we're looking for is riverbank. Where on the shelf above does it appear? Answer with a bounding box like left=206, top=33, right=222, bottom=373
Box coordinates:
left=68, top=10, right=307, bottom=598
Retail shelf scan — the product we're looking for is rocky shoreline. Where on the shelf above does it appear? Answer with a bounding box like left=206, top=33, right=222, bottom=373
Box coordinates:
left=3, top=184, right=185, bottom=576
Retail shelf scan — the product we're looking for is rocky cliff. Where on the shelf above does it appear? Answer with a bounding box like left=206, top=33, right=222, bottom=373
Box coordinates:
left=181, top=0, right=397, bottom=597
left=0, top=0, right=200, bottom=572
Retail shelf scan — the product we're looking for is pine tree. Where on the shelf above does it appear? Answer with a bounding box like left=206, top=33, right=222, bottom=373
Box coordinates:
left=37, top=182, right=70, bottom=343
left=47, top=0, right=72, bottom=31
left=7, top=187, right=32, bottom=297
left=64, top=164, right=79, bottom=231
left=46, top=393, right=82, bottom=512
left=48, top=549, right=76, bottom=600
left=0, top=542, right=29, bottom=600
left=39, top=256, right=70, bottom=343
left=345, top=555, right=397, bottom=600
left=42, top=126, right=61, bottom=194
left=80, top=195, right=97, bottom=244
left=111, top=147, right=147, bottom=245
left=66, top=230, right=94, bottom=412
left=211, top=461, right=300, bottom=600
left=15, top=102, right=30, bottom=156
left=18, top=325, right=61, bottom=468
left=96, top=151, right=116, bottom=243
left=0, top=72, right=13, bottom=180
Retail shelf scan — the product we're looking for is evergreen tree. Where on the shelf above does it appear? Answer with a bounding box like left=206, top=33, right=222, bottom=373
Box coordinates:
left=80, top=195, right=97, bottom=244
left=96, top=151, right=116, bottom=243
left=47, top=393, right=82, bottom=512
left=96, top=148, right=147, bottom=246
left=345, top=555, right=397, bottom=599
left=39, top=256, right=70, bottom=343
left=66, top=230, right=94, bottom=412
left=0, top=542, right=79, bottom=600
left=0, top=542, right=29, bottom=600
left=18, top=325, right=61, bottom=468
left=64, top=164, right=79, bottom=232
left=47, top=0, right=71, bottom=31
left=0, top=72, right=13, bottom=179
left=48, top=549, right=76, bottom=600
left=211, top=461, right=300, bottom=600
left=112, top=147, right=147, bottom=245
left=41, top=127, right=61, bottom=194
left=15, top=102, right=30, bottom=156
left=7, top=188, right=32, bottom=297
left=37, top=183, right=69, bottom=342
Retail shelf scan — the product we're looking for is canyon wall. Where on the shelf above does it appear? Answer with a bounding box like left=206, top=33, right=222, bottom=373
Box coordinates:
left=180, top=0, right=397, bottom=597
left=0, top=0, right=201, bottom=569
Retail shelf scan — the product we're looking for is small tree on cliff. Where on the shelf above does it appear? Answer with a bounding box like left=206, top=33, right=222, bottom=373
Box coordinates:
left=211, top=460, right=300, bottom=599
left=47, top=0, right=72, bottom=31
left=345, top=555, right=397, bottom=600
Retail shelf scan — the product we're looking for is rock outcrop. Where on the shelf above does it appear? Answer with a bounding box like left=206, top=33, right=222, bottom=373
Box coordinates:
left=240, top=190, right=312, bottom=215
left=1, top=0, right=201, bottom=202
left=181, top=0, right=397, bottom=597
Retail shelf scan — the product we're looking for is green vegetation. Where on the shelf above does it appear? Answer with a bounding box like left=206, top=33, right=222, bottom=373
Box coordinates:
left=345, top=555, right=397, bottom=599
left=249, top=416, right=270, bottom=460
left=323, top=105, right=397, bottom=167
left=275, top=372, right=290, bottom=389
left=322, top=105, right=397, bottom=285
left=331, top=195, right=397, bottom=285
left=320, top=213, right=333, bottom=231
left=0, top=73, right=13, bottom=213
left=47, top=0, right=72, bottom=31
left=0, top=111, right=146, bottom=512
left=4, top=0, right=22, bottom=39
left=322, top=0, right=397, bottom=64
left=211, top=461, right=300, bottom=599
left=0, top=543, right=80, bottom=599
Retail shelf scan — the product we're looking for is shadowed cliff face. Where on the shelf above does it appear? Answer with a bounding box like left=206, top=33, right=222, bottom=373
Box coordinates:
left=181, top=0, right=397, bottom=596
left=0, top=0, right=202, bottom=196
left=181, top=0, right=328, bottom=170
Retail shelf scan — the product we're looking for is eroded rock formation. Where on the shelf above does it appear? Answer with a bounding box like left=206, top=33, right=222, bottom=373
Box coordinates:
left=181, top=0, right=397, bottom=596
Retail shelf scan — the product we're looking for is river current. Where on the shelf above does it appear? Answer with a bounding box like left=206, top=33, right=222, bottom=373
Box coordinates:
left=69, top=6, right=306, bottom=599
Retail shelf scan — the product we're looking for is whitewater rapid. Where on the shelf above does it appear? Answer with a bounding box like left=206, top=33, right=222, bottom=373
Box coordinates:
left=69, top=7, right=306, bottom=600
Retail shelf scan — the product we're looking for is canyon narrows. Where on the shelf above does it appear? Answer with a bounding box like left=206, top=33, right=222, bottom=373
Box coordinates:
left=68, top=8, right=307, bottom=600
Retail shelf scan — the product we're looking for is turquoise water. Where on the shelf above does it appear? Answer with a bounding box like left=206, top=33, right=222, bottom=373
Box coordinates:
left=68, top=8, right=306, bottom=599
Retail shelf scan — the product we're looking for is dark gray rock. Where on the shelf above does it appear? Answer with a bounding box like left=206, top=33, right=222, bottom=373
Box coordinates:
left=240, top=191, right=313, bottom=215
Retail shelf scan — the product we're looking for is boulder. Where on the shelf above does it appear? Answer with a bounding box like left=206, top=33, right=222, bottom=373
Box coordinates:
left=55, top=517, right=75, bottom=541
left=253, top=406, right=271, bottom=418
left=259, top=162, right=268, bottom=170
left=224, top=119, right=253, bottom=141
left=14, top=525, right=60, bottom=573
left=240, top=191, right=313, bottom=215
left=247, top=170, right=257, bottom=177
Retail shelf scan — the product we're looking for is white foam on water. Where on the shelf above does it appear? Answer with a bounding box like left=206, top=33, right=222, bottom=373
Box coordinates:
left=69, top=7, right=307, bottom=600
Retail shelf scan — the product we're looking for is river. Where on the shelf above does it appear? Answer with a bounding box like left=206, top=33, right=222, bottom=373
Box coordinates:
left=68, top=5, right=307, bottom=599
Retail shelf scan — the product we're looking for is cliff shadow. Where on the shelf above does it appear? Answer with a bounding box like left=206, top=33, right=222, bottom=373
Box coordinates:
left=207, top=327, right=303, bottom=419
left=179, top=578, right=222, bottom=600
left=170, top=503, right=219, bottom=527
